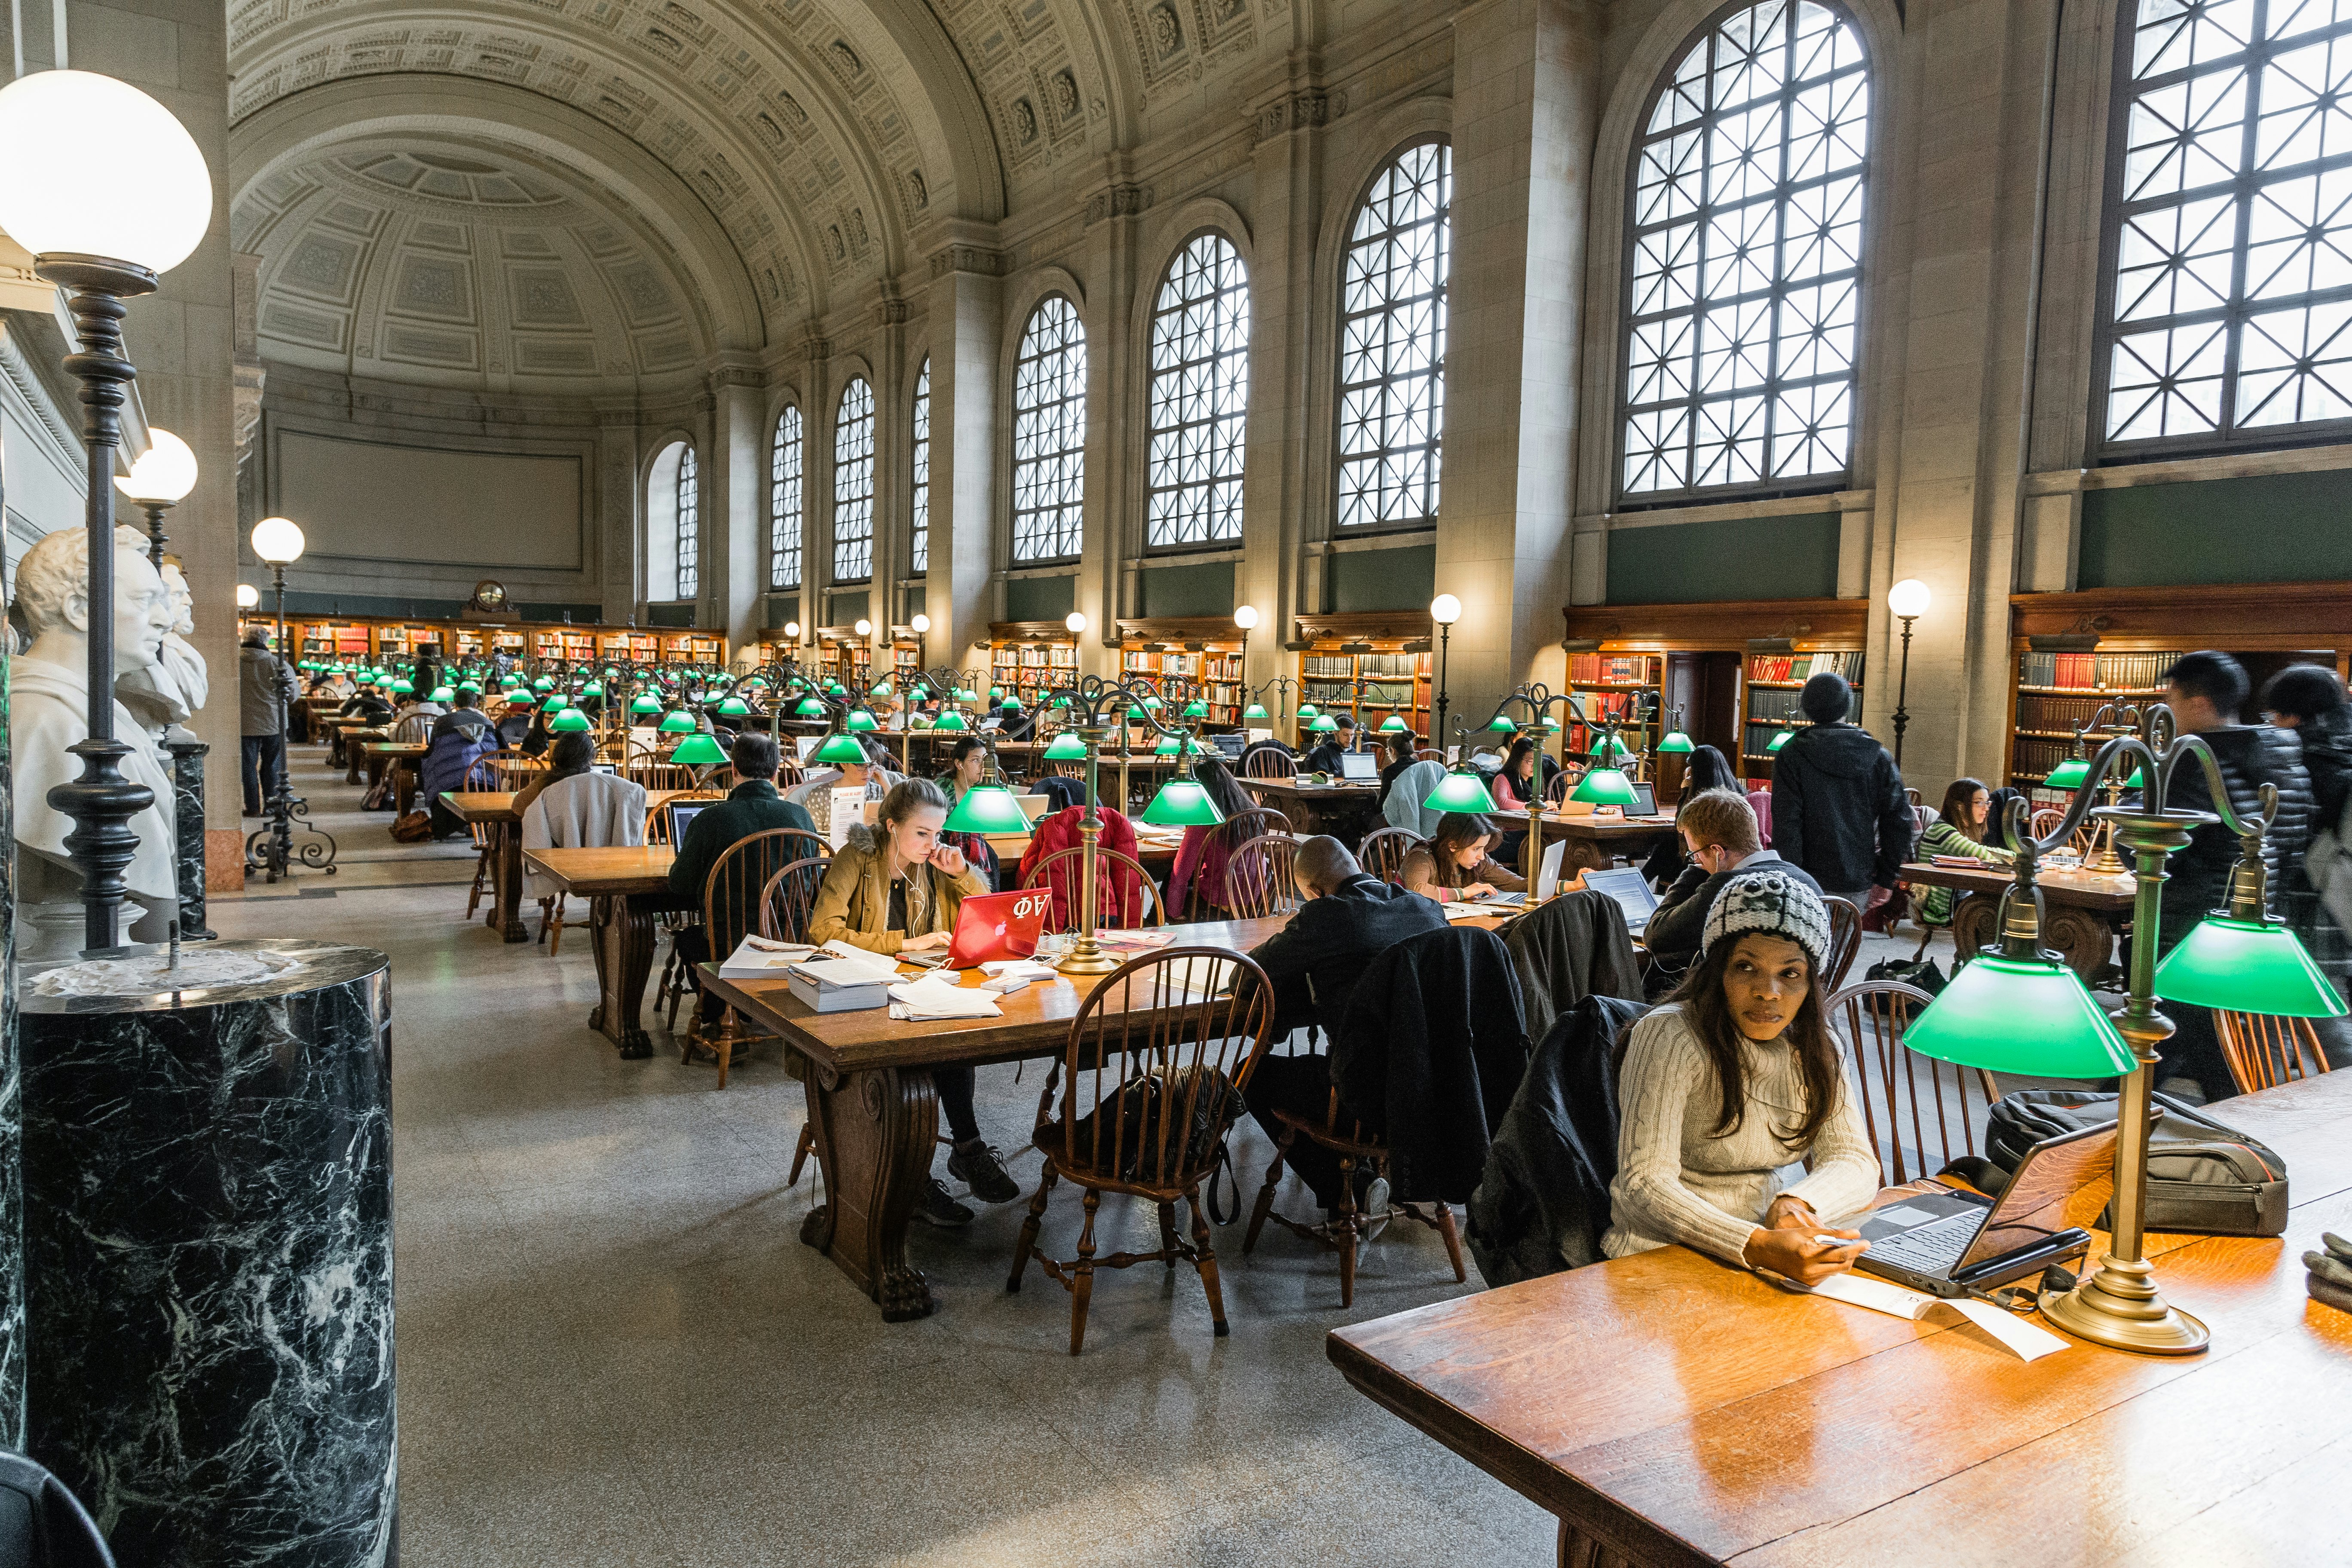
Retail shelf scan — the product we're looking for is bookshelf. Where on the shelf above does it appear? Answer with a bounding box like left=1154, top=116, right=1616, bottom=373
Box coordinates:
left=988, top=622, right=1083, bottom=707
left=813, top=631, right=873, bottom=693
left=1740, top=649, right=1866, bottom=777
left=1291, top=611, right=1437, bottom=743
left=1115, top=618, right=1248, bottom=727
left=1565, top=652, right=1663, bottom=762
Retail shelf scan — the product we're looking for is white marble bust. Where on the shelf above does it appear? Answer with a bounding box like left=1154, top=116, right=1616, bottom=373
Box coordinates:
left=118, top=560, right=208, bottom=731
left=10, top=523, right=181, bottom=940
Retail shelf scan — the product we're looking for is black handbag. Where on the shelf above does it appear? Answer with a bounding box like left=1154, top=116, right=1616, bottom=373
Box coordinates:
left=1970, top=1088, right=2289, bottom=1237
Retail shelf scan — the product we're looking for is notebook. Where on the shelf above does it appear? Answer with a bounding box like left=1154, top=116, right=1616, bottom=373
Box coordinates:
left=1339, top=751, right=1379, bottom=781
left=1583, top=867, right=1660, bottom=934
left=1847, top=1123, right=2112, bottom=1298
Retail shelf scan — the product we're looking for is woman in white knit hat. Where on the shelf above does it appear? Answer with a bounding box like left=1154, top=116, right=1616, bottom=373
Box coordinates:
left=1602, top=871, right=1879, bottom=1285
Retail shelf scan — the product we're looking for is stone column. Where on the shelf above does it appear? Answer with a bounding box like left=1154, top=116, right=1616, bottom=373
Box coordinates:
left=802, top=333, right=836, bottom=637
left=164, top=733, right=214, bottom=939
left=1437, top=0, right=1602, bottom=732
left=923, top=240, right=1005, bottom=673
left=1078, top=181, right=1144, bottom=666
left=706, top=359, right=767, bottom=651
left=869, top=292, right=909, bottom=662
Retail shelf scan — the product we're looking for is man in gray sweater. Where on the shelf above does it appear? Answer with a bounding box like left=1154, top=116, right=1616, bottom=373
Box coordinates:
left=238, top=628, right=299, bottom=816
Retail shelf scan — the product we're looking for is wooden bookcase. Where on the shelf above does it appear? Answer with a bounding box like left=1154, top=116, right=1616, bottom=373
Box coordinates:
left=1115, top=617, right=1246, bottom=727
left=1291, top=611, right=1436, bottom=742
left=987, top=622, right=1081, bottom=704
left=264, top=614, right=727, bottom=672
left=812, top=629, right=872, bottom=693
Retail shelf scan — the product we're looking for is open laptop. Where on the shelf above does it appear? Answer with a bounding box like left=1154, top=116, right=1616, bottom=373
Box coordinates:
left=1338, top=751, right=1379, bottom=782
left=1015, top=792, right=1055, bottom=823
left=666, top=800, right=712, bottom=844
left=1583, top=866, right=1660, bottom=934
left=1628, top=781, right=1658, bottom=815
left=1848, top=1122, right=2112, bottom=1298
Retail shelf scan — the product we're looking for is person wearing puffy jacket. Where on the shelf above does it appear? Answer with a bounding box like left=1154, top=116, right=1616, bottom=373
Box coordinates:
left=1766, top=673, right=1913, bottom=910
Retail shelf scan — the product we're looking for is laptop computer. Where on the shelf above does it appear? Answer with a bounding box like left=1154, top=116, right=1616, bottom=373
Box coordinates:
left=1015, top=792, right=1055, bottom=823
left=1848, top=1122, right=2112, bottom=1298
left=894, top=888, right=1054, bottom=970
left=1583, top=866, right=1660, bottom=934
left=1628, top=781, right=1658, bottom=815
left=666, top=801, right=712, bottom=844
left=1338, top=751, right=1378, bottom=782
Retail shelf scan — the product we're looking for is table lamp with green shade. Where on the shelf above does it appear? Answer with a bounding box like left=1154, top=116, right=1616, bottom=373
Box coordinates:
left=540, top=693, right=567, bottom=712
left=1243, top=701, right=1270, bottom=721
left=1297, top=703, right=1320, bottom=720
left=845, top=707, right=879, bottom=732
left=1765, top=725, right=1796, bottom=754
left=579, top=680, right=603, bottom=698
left=796, top=695, right=827, bottom=718
left=717, top=695, right=750, bottom=717
left=549, top=707, right=591, bottom=733
left=428, top=686, right=455, bottom=704
left=1657, top=729, right=1694, bottom=753
left=1142, top=773, right=1225, bottom=827
left=1570, top=767, right=1642, bottom=807
left=1379, top=713, right=1407, bottom=733
left=533, top=676, right=554, bottom=691
left=1001, top=694, right=1024, bottom=712
left=658, top=708, right=696, bottom=734
left=631, top=692, right=662, bottom=716
left=812, top=731, right=868, bottom=766
left=1044, top=732, right=1089, bottom=761
left=390, top=678, right=414, bottom=695
left=1422, top=768, right=1501, bottom=814
left=932, top=710, right=968, bottom=732
left=669, top=731, right=727, bottom=768
left=1310, top=714, right=1338, bottom=734
left=1489, top=713, right=1517, bottom=735
left=1180, top=697, right=1208, bottom=719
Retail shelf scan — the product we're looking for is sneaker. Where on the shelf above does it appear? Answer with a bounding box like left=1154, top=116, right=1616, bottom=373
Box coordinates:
left=946, top=1139, right=1021, bottom=1204
left=1359, top=1175, right=1392, bottom=1242
left=912, top=1178, right=974, bottom=1228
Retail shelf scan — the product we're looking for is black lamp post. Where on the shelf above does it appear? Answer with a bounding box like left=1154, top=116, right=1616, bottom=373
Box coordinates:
left=1886, top=577, right=1929, bottom=769
left=1430, top=593, right=1461, bottom=757
left=246, top=517, right=335, bottom=885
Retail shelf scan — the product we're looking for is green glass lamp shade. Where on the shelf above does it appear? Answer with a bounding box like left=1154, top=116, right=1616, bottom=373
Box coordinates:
left=1490, top=714, right=1518, bottom=735
left=932, top=710, right=969, bottom=732
left=1142, top=778, right=1225, bottom=828
left=533, top=676, right=555, bottom=690
left=828, top=683, right=847, bottom=698
left=1153, top=735, right=1181, bottom=756
left=1571, top=767, right=1642, bottom=806
left=1902, top=952, right=2138, bottom=1077
left=910, top=682, right=932, bottom=701
left=1658, top=731, right=1694, bottom=753
left=744, top=676, right=767, bottom=690
left=391, top=679, right=415, bottom=695
left=796, top=696, right=827, bottom=718
left=1423, top=769, right=1501, bottom=813
left=871, top=677, right=893, bottom=696
left=659, top=709, right=697, bottom=734
left=1311, top=714, right=1339, bottom=733
left=990, top=686, right=1004, bottom=699
left=943, top=783, right=1033, bottom=835
left=1044, top=732, right=1090, bottom=760
left=1243, top=702, right=1270, bottom=720
left=541, top=693, right=568, bottom=712
left=1142, top=695, right=1164, bottom=711
left=845, top=708, right=879, bottom=732
left=1767, top=728, right=1795, bottom=754
left=579, top=681, right=604, bottom=698
left=1589, top=736, right=1634, bottom=762
left=1379, top=714, right=1408, bottom=732
left=631, top=693, right=662, bottom=715
left=717, top=696, right=751, bottom=717
left=2155, top=916, right=2351, bottom=1017
left=428, top=686, right=456, bottom=704
left=459, top=680, right=484, bottom=694
left=2045, top=757, right=2092, bottom=790
left=1002, top=695, right=1024, bottom=712
left=549, top=707, right=591, bottom=733
left=669, top=732, right=728, bottom=766
left=1053, top=696, right=1072, bottom=709
left=1181, top=698, right=1209, bottom=719
left=1297, top=703, right=1320, bottom=720
left=1127, top=704, right=1148, bottom=721
left=813, top=731, right=868, bottom=766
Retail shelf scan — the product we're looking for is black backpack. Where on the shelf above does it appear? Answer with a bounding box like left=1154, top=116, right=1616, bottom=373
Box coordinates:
left=1960, top=1088, right=2288, bottom=1237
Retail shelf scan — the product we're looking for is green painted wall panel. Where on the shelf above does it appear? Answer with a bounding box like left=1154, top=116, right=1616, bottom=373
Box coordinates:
left=1139, top=559, right=1234, bottom=617
left=1331, top=542, right=1436, bottom=612
left=826, top=589, right=869, bottom=625
left=1605, top=513, right=1841, bottom=604
left=1006, top=574, right=1075, bottom=621
left=2079, top=472, right=2352, bottom=587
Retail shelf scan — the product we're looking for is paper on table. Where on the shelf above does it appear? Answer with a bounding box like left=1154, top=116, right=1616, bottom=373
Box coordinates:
left=717, top=934, right=819, bottom=977
left=794, top=941, right=903, bottom=985
left=888, top=978, right=1002, bottom=1020
left=1805, top=1273, right=2070, bottom=1362
left=1804, top=1271, right=1936, bottom=1320
left=1948, top=1298, right=2070, bottom=1361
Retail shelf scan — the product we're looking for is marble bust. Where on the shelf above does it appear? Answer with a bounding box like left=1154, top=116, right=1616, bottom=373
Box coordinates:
left=117, top=560, right=208, bottom=732
left=10, top=524, right=181, bottom=941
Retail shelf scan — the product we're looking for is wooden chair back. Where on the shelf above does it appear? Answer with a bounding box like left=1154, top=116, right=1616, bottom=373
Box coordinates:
left=1022, top=848, right=1164, bottom=929
left=1226, top=806, right=1292, bottom=839
left=629, top=761, right=697, bottom=792
left=1044, top=947, right=1275, bottom=1193
left=644, top=789, right=726, bottom=845
left=1357, top=826, right=1424, bottom=885
left=702, top=828, right=833, bottom=968
left=1224, top=834, right=1302, bottom=919
left=1822, top=894, right=1864, bottom=990
left=755, top=857, right=834, bottom=944
left=2216, top=1012, right=2335, bottom=1094
left=1827, top=979, right=2000, bottom=1186
left=461, top=756, right=502, bottom=790
left=487, top=755, right=544, bottom=789
left=1414, top=747, right=1444, bottom=762
left=1241, top=748, right=1297, bottom=780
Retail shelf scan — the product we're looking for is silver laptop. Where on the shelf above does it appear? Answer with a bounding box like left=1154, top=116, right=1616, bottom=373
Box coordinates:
left=1850, top=1123, right=2111, bottom=1298
left=1583, top=867, right=1660, bottom=934
left=1339, top=751, right=1378, bottom=782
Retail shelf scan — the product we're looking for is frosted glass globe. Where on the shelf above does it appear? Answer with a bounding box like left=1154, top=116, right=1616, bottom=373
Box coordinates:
left=235, top=583, right=260, bottom=609
left=1233, top=604, right=1259, bottom=630
left=1430, top=594, right=1462, bottom=625
left=116, top=428, right=199, bottom=503
left=250, top=515, right=306, bottom=564
left=1065, top=611, right=1087, bottom=634
left=1887, top=578, right=1932, bottom=619
left=910, top=613, right=930, bottom=634
left=854, top=618, right=872, bottom=636
left=0, top=72, right=213, bottom=273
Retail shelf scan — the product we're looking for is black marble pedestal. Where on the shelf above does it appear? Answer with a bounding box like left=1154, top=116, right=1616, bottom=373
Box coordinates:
left=0, top=635, right=18, bottom=1452
left=163, top=733, right=214, bottom=940
left=19, top=939, right=393, bottom=1565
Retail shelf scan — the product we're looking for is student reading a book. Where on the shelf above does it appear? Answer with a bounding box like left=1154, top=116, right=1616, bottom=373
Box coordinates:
left=807, top=778, right=1014, bottom=1226
left=1398, top=813, right=1525, bottom=903
left=1914, top=778, right=2015, bottom=929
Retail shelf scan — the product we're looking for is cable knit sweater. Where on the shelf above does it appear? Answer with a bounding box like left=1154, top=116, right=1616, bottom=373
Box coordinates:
left=1602, top=1003, right=1879, bottom=1265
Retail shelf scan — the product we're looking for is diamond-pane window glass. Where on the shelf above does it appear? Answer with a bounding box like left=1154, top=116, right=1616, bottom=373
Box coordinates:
left=1619, top=0, right=1870, bottom=500
left=2099, top=0, right=2352, bottom=448
left=1148, top=234, right=1251, bottom=547
left=833, top=377, right=875, bottom=582
left=1013, top=296, right=1087, bottom=561
left=911, top=359, right=931, bottom=573
left=770, top=405, right=803, bottom=589
left=1338, top=141, right=1451, bottom=530
left=675, top=446, right=700, bottom=600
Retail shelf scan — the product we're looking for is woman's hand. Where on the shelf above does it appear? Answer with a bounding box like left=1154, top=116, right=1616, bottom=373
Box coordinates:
left=1462, top=882, right=1497, bottom=899
left=1762, top=1194, right=1818, bottom=1231
left=928, top=842, right=969, bottom=877
left=1744, top=1198, right=1866, bottom=1284
left=901, top=931, right=953, bottom=953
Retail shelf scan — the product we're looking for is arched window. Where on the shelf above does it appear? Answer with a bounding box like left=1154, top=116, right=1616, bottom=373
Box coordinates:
left=675, top=446, right=700, bottom=598
left=1148, top=233, right=1251, bottom=547
left=1012, top=295, right=1087, bottom=561
left=2098, top=0, right=2352, bottom=450
left=1338, top=141, right=1451, bottom=530
left=911, top=358, right=931, bottom=573
left=770, top=406, right=803, bottom=590
left=1619, top=0, right=1870, bottom=499
left=833, top=377, right=876, bottom=582
left=646, top=440, right=692, bottom=601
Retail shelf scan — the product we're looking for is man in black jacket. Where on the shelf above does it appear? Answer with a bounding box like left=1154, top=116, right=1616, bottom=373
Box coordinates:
left=2262, top=664, right=2352, bottom=1006
left=1640, top=788, right=1820, bottom=992
left=666, top=733, right=819, bottom=1027
left=1302, top=715, right=1361, bottom=776
left=1768, top=672, right=1912, bottom=909
left=1242, top=836, right=1449, bottom=1210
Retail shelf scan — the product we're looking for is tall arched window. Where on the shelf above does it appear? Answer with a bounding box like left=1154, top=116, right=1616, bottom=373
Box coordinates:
left=675, top=445, right=701, bottom=598
left=1148, top=233, right=1251, bottom=547
left=833, top=377, right=876, bottom=582
left=911, top=358, right=931, bottom=573
left=1338, top=141, right=1451, bottom=531
left=1012, top=295, right=1087, bottom=561
left=2098, top=0, right=2352, bottom=450
left=770, top=406, right=803, bottom=590
left=1619, top=0, right=1870, bottom=499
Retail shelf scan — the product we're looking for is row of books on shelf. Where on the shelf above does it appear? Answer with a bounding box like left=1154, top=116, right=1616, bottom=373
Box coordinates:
left=1747, top=651, right=1864, bottom=683
left=2018, top=649, right=2183, bottom=690
left=1566, top=655, right=1656, bottom=685
left=1121, top=653, right=1243, bottom=680
left=2014, top=692, right=2150, bottom=734
left=1577, top=691, right=1643, bottom=724
left=1746, top=689, right=1808, bottom=723
left=2009, top=736, right=2077, bottom=778
left=1304, top=654, right=1422, bottom=680
left=1303, top=682, right=1417, bottom=707
left=999, top=646, right=1079, bottom=668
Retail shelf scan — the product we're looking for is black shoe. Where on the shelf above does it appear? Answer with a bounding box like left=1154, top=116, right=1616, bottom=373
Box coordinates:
left=912, top=1178, right=974, bottom=1228
left=946, top=1139, right=1021, bottom=1204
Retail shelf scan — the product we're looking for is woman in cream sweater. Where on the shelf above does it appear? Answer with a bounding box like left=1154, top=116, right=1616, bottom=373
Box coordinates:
left=1603, top=872, right=1878, bottom=1285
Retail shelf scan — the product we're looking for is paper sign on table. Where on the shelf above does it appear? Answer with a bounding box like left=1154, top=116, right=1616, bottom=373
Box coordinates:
left=1804, top=1273, right=2071, bottom=1362
left=1804, top=1271, right=1936, bottom=1320
left=1947, top=1298, right=2070, bottom=1361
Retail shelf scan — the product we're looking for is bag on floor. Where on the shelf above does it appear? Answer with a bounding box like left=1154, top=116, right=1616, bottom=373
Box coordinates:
left=1962, top=1089, right=2288, bottom=1237
left=1863, top=955, right=1946, bottom=995
left=1060, top=1065, right=1244, bottom=1183
left=390, top=810, right=434, bottom=843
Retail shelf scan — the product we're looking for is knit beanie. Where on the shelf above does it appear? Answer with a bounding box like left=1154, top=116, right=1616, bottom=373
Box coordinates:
left=1701, top=871, right=1831, bottom=971
left=1799, top=671, right=1851, bottom=724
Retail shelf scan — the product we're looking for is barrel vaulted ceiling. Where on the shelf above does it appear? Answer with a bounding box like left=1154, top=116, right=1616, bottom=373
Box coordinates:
left=227, top=0, right=1312, bottom=390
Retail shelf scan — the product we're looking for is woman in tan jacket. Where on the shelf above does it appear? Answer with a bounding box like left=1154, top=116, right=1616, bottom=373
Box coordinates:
left=807, top=779, right=1015, bottom=1227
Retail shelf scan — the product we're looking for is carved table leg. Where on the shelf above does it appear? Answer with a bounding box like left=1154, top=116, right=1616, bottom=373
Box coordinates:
left=493, top=824, right=528, bottom=943
left=799, top=1066, right=939, bottom=1321
left=2043, top=905, right=2118, bottom=985
left=588, top=892, right=658, bottom=1059
left=1951, top=893, right=2000, bottom=966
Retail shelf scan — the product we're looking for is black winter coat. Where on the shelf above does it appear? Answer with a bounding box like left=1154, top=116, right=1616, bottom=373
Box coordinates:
left=1331, top=926, right=1530, bottom=1204
left=2299, top=705, right=2352, bottom=834
left=2147, top=724, right=2313, bottom=947
left=1246, top=873, right=1449, bottom=1037
left=1465, top=994, right=1646, bottom=1286
left=1501, top=888, right=1645, bottom=1042
left=1768, top=723, right=1913, bottom=892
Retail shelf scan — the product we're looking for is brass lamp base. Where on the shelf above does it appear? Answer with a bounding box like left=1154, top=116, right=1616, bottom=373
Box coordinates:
left=1055, top=946, right=1121, bottom=976
left=2040, top=1253, right=2209, bottom=1355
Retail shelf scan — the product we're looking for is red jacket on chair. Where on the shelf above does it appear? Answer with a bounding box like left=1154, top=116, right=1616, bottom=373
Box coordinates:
left=1018, top=806, right=1144, bottom=928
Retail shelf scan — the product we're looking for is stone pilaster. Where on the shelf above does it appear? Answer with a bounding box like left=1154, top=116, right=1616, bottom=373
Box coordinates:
left=706, top=358, right=767, bottom=650
left=922, top=242, right=1005, bottom=671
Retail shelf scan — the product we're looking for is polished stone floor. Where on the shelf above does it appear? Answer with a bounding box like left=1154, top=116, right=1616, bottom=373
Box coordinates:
left=213, top=742, right=1931, bottom=1567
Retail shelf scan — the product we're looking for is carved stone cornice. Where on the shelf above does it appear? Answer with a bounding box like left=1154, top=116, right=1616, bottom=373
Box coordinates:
left=873, top=296, right=910, bottom=327
left=706, top=360, right=766, bottom=392
left=1084, top=182, right=1152, bottom=227
left=925, top=243, right=1008, bottom=279
left=792, top=333, right=833, bottom=363
left=1253, top=88, right=1341, bottom=142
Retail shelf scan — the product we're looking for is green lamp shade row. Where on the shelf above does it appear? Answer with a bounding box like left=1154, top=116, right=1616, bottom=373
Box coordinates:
left=390, top=679, right=414, bottom=695
left=1310, top=714, right=1340, bottom=733
left=845, top=708, right=879, bottom=732
left=1180, top=699, right=1209, bottom=719
left=541, top=694, right=568, bottom=712
left=670, top=733, right=728, bottom=765
left=1002, top=695, right=1024, bottom=712
left=1657, top=731, right=1694, bottom=753
left=1423, top=769, right=1501, bottom=814
left=549, top=708, right=592, bottom=732
left=580, top=681, right=604, bottom=698
left=1570, top=767, right=1642, bottom=806
left=1490, top=715, right=1518, bottom=735
left=932, top=711, right=969, bottom=732
left=2153, top=917, right=2351, bottom=1018
left=1902, top=953, right=2138, bottom=1077
left=1044, top=733, right=1090, bottom=760
left=813, top=732, right=869, bottom=765
left=533, top=677, right=555, bottom=690
left=1243, top=703, right=1270, bottom=720
left=943, top=784, right=1034, bottom=835
left=631, top=694, right=663, bottom=714
left=1296, top=703, right=1320, bottom=719
left=2044, top=758, right=2092, bottom=789
left=1142, top=778, right=1225, bottom=828
left=658, top=709, right=697, bottom=734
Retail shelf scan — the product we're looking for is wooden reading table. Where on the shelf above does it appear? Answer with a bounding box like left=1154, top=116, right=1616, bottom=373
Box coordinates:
left=1329, top=1068, right=2352, bottom=1567
left=1899, top=859, right=2135, bottom=981
left=1531, top=811, right=1681, bottom=873
left=362, top=741, right=428, bottom=814
left=1240, top=776, right=1387, bottom=839
left=340, top=727, right=388, bottom=784
left=520, top=844, right=682, bottom=1059
left=443, top=788, right=683, bottom=950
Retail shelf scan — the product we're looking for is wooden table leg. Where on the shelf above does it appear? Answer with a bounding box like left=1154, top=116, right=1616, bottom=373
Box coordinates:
left=1951, top=892, right=2000, bottom=965
left=799, top=1063, right=939, bottom=1321
left=346, top=748, right=366, bottom=786
left=395, top=766, right=415, bottom=817
left=491, top=824, right=528, bottom=943
left=2043, top=905, right=2118, bottom=984
left=585, top=892, right=658, bottom=1059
